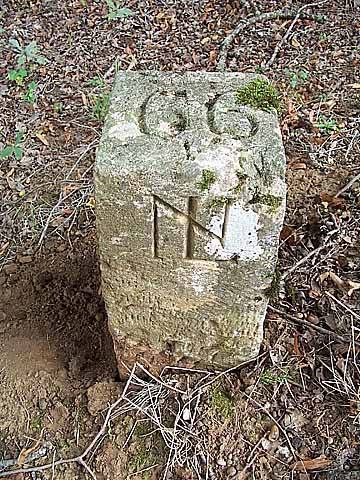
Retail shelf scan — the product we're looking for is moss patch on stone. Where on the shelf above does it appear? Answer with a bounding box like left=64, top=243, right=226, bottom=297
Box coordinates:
left=250, top=193, right=282, bottom=210
left=233, top=171, right=248, bottom=194
left=236, top=79, right=283, bottom=117
left=210, top=195, right=230, bottom=211
left=198, top=169, right=216, bottom=192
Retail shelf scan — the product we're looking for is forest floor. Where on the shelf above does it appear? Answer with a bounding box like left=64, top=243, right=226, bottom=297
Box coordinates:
left=0, top=0, right=359, bottom=479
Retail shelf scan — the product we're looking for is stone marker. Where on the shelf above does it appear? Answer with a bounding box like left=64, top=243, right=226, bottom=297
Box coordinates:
left=95, top=71, right=286, bottom=374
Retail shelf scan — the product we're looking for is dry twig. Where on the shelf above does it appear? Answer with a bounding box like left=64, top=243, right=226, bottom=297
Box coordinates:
left=216, top=8, right=325, bottom=71
left=268, top=305, right=360, bottom=346
left=265, top=0, right=328, bottom=69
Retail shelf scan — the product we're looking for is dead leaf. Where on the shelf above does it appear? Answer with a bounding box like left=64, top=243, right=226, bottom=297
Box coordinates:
left=35, top=132, right=49, bottom=146
left=320, top=193, right=346, bottom=207
left=0, top=242, right=10, bottom=256
left=347, top=83, right=360, bottom=89
left=280, top=225, right=299, bottom=246
left=291, top=37, right=301, bottom=48
left=347, top=280, right=360, bottom=296
left=290, top=456, right=333, bottom=471
left=308, top=289, right=321, bottom=299
left=328, top=271, right=346, bottom=290
left=81, top=92, right=88, bottom=106
left=18, top=429, right=44, bottom=466
left=268, top=424, right=279, bottom=441
left=86, top=196, right=96, bottom=208
left=289, top=162, right=307, bottom=170
left=209, top=50, right=217, bottom=63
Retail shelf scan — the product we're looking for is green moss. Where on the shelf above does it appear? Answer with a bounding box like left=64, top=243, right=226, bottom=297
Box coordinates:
left=265, top=263, right=281, bottom=299
left=233, top=171, right=248, bottom=194
left=210, top=195, right=230, bottom=211
left=236, top=79, right=283, bottom=117
left=128, top=423, right=162, bottom=479
left=198, top=169, right=217, bottom=192
left=224, top=127, right=242, bottom=140
left=209, top=384, right=234, bottom=420
left=250, top=193, right=282, bottom=210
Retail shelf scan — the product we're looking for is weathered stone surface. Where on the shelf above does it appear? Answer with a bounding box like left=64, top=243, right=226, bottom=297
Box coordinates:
left=95, top=71, right=286, bottom=373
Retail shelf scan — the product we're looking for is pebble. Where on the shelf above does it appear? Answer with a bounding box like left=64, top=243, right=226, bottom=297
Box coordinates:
left=17, top=255, right=33, bottom=264
left=226, top=466, right=237, bottom=477
left=217, top=457, right=227, bottom=467
left=38, top=398, right=48, bottom=411
left=3, top=264, right=17, bottom=275
left=182, top=407, right=191, bottom=421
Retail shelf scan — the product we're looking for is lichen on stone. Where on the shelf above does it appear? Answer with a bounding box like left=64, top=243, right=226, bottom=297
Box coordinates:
left=198, top=169, right=217, bottom=192
left=236, top=79, right=283, bottom=117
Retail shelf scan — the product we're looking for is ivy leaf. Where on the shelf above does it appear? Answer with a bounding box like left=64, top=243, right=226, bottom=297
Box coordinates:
left=9, top=38, right=22, bottom=52
left=117, top=7, right=134, bottom=17
left=0, top=146, right=14, bottom=159
left=14, top=146, right=23, bottom=160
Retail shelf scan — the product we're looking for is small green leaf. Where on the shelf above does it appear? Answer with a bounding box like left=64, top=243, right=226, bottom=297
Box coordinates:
left=18, top=54, right=26, bottom=66
left=0, top=146, right=14, bottom=159
left=15, top=132, right=24, bottom=144
left=9, top=38, right=22, bottom=51
left=14, top=146, right=23, bottom=160
left=117, top=7, right=134, bottom=17
left=0, top=27, right=6, bottom=35
left=35, top=55, right=47, bottom=65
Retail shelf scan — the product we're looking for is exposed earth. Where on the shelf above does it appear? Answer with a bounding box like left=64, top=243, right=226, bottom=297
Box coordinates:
left=0, top=1, right=359, bottom=479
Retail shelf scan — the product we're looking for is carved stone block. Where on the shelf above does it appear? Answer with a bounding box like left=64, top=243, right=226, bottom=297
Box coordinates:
left=95, top=71, right=286, bottom=373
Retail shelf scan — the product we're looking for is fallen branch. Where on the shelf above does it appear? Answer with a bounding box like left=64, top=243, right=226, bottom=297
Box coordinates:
left=268, top=305, right=360, bottom=346
left=281, top=244, right=332, bottom=280
left=216, top=9, right=325, bottom=71
left=265, top=0, right=328, bottom=69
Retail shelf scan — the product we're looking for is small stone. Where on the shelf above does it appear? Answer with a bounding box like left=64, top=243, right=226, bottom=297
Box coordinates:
left=0, top=311, right=6, bottom=322
left=3, top=264, right=17, bottom=275
left=226, top=466, right=237, bottom=477
left=38, top=398, right=47, bottom=410
left=217, top=458, right=227, bottom=467
left=17, top=255, right=33, bottom=264
left=182, top=407, right=191, bottom=421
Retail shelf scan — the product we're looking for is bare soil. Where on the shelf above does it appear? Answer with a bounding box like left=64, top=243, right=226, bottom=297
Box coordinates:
left=0, top=0, right=359, bottom=479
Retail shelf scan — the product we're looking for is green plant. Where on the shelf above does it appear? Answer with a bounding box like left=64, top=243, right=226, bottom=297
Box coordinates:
left=9, top=39, right=47, bottom=66
left=91, top=92, right=109, bottom=121
left=0, top=132, right=24, bottom=160
left=0, top=27, right=6, bottom=35
left=198, top=169, right=216, bottom=192
left=8, top=68, right=28, bottom=85
left=53, top=102, right=63, bottom=112
left=284, top=68, right=309, bottom=89
left=88, top=76, right=104, bottom=87
left=209, top=385, right=234, bottom=420
left=236, top=79, right=283, bottom=117
left=104, top=1, right=134, bottom=20
left=316, top=114, right=340, bottom=134
left=22, top=81, right=37, bottom=103
left=260, top=367, right=292, bottom=386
